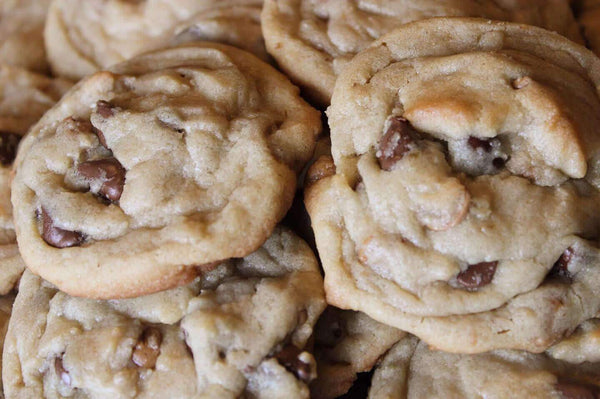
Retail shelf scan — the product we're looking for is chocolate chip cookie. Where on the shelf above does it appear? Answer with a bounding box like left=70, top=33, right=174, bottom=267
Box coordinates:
left=12, top=43, right=321, bottom=299
left=369, top=335, right=600, bottom=398
left=3, top=227, right=326, bottom=398
left=310, top=307, right=405, bottom=399
left=307, top=18, right=600, bottom=353
left=262, top=0, right=582, bottom=106
left=45, top=0, right=267, bottom=80
left=0, top=0, right=51, bottom=73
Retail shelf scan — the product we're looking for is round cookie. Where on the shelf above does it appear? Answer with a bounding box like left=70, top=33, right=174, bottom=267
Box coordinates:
left=310, top=307, right=405, bottom=399
left=45, top=0, right=267, bottom=80
left=307, top=18, right=600, bottom=353
left=368, top=336, right=600, bottom=398
left=262, top=0, right=583, bottom=106
left=12, top=42, right=321, bottom=299
left=3, top=227, right=326, bottom=398
left=0, top=0, right=51, bottom=73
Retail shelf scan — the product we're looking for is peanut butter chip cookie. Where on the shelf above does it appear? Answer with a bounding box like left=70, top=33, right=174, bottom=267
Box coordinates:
left=45, top=0, right=267, bottom=80
left=3, top=228, right=326, bottom=398
left=307, top=19, right=600, bottom=353
left=12, top=43, right=321, bottom=299
left=368, top=335, right=600, bottom=398
left=262, top=0, right=582, bottom=105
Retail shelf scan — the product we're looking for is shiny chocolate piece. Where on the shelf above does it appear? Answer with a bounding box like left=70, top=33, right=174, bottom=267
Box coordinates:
left=41, top=208, right=84, bottom=248
left=54, top=357, right=71, bottom=386
left=456, top=261, right=498, bottom=290
left=77, top=157, right=126, bottom=202
left=274, top=345, right=315, bottom=383
left=550, top=248, right=575, bottom=281
left=376, top=117, right=419, bottom=171
left=96, top=100, right=114, bottom=118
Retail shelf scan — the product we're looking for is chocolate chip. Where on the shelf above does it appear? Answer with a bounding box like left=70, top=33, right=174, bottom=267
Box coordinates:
left=77, top=157, right=126, bottom=202
left=55, top=357, right=71, bottom=386
left=467, top=137, right=493, bottom=152
left=556, top=379, right=600, bottom=399
left=91, top=126, right=108, bottom=148
left=456, top=261, right=498, bottom=290
left=273, top=345, right=315, bottom=383
left=132, top=327, right=162, bottom=369
left=96, top=100, right=115, bottom=118
left=376, top=117, right=419, bottom=171
left=0, top=131, right=21, bottom=166
left=41, top=208, right=84, bottom=248
left=550, top=248, right=575, bottom=281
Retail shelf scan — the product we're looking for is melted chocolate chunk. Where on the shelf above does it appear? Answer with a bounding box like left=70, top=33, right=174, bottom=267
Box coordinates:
left=273, top=345, right=314, bottom=383
left=41, top=208, right=84, bottom=248
left=91, top=126, right=108, bottom=148
left=96, top=100, right=115, bottom=118
left=0, top=131, right=21, bottom=166
left=376, top=117, right=419, bottom=171
left=456, top=261, right=498, bottom=290
left=556, top=379, right=600, bottom=399
left=55, top=357, right=71, bottom=386
left=77, top=157, right=126, bottom=202
left=549, top=248, right=575, bottom=281
left=132, top=327, right=162, bottom=369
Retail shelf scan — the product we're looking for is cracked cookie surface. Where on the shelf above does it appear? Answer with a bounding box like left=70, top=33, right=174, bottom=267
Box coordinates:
left=46, top=0, right=268, bottom=80
left=12, top=43, right=321, bottom=299
left=261, top=0, right=582, bottom=105
left=307, top=18, right=600, bottom=353
left=3, top=227, right=326, bottom=398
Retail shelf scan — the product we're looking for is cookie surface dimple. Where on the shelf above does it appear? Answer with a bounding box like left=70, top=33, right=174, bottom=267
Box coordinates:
left=12, top=43, right=321, bottom=299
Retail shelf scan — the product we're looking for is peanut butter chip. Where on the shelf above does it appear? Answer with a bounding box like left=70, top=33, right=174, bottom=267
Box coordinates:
left=77, top=157, right=126, bottom=202
left=0, top=131, right=21, bottom=166
left=456, top=261, right=498, bottom=290
left=376, top=117, right=420, bottom=171
left=54, top=357, right=71, bottom=386
left=273, top=345, right=315, bottom=383
left=132, top=327, right=162, bottom=369
left=41, top=208, right=84, bottom=248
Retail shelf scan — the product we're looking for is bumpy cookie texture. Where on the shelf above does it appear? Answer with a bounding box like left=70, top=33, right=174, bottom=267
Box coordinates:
left=0, top=0, right=51, bottom=73
left=12, top=43, right=321, bottom=299
left=547, top=319, right=600, bottom=363
left=368, top=336, right=600, bottom=399
left=3, top=228, right=326, bottom=398
left=577, top=0, right=600, bottom=55
left=46, top=0, right=267, bottom=80
left=262, top=0, right=582, bottom=106
left=308, top=19, right=600, bottom=353
left=310, top=307, right=404, bottom=399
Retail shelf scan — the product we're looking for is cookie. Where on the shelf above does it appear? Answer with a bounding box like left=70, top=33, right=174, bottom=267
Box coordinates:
left=368, top=335, right=600, bottom=398
left=262, top=0, right=583, bottom=106
left=3, top=227, right=326, bottom=398
left=577, top=0, right=600, bottom=55
left=45, top=0, right=267, bottom=80
left=0, top=0, right=51, bottom=73
left=310, top=307, right=405, bottom=399
left=0, top=294, right=14, bottom=397
left=546, top=318, right=600, bottom=363
left=12, top=42, right=321, bottom=299
left=307, top=18, right=600, bottom=353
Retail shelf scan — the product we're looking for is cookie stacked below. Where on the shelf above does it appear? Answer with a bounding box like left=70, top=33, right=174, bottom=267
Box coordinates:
left=307, top=18, right=600, bottom=356
left=4, top=228, right=326, bottom=397
left=262, top=0, right=582, bottom=106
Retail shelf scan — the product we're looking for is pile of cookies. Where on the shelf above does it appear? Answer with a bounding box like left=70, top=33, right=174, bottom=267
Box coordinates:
left=0, top=0, right=599, bottom=398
